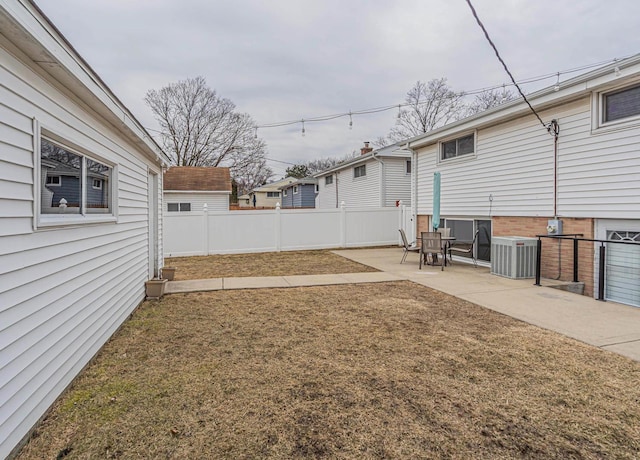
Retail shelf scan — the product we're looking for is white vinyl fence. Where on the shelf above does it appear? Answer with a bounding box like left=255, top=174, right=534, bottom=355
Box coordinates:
left=164, top=203, right=412, bottom=257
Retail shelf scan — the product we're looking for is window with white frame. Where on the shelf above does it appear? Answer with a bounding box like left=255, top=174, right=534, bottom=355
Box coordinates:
left=441, top=133, right=475, bottom=160
left=283, top=189, right=287, bottom=196
left=315, top=184, right=319, bottom=193
left=325, top=175, right=333, bottom=185
left=167, top=202, right=191, bottom=212
left=293, top=186, right=299, bottom=194
left=602, top=83, right=640, bottom=123
left=266, top=191, right=279, bottom=198
left=92, top=178, right=102, bottom=189
left=353, top=164, right=366, bottom=178
left=40, top=138, right=112, bottom=217
left=406, top=160, right=412, bottom=174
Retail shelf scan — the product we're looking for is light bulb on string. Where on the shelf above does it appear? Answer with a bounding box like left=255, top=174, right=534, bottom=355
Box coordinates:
left=301, top=119, right=305, bottom=137
left=349, top=112, right=353, bottom=130
left=614, top=66, right=621, bottom=76
left=254, top=127, right=258, bottom=139
left=553, top=73, right=560, bottom=92
left=397, top=105, right=401, bottom=119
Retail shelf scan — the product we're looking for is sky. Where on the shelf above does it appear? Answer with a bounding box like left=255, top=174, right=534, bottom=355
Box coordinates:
left=38, top=0, right=640, bottom=178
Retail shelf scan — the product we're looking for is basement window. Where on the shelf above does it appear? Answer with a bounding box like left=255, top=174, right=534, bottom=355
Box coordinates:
left=441, top=133, right=475, bottom=161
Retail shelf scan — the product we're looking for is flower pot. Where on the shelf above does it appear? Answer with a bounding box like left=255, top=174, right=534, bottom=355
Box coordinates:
left=145, top=278, right=167, bottom=300
left=161, top=266, right=176, bottom=281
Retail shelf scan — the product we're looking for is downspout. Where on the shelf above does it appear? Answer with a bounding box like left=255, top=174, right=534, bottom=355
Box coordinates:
left=334, top=172, right=339, bottom=208
left=372, top=151, right=385, bottom=207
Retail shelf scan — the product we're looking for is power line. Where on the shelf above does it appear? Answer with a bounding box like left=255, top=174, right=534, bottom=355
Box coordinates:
left=464, top=0, right=547, bottom=130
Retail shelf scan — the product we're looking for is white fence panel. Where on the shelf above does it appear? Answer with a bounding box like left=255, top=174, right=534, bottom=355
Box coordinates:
left=164, top=206, right=409, bottom=256
left=208, top=211, right=278, bottom=254
left=345, top=207, right=400, bottom=247
left=280, top=209, right=342, bottom=251
left=164, top=213, right=206, bottom=257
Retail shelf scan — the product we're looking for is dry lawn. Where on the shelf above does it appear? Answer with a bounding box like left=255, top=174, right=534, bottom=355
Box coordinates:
left=18, top=282, right=640, bottom=459
left=165, top=250, right=379, bottom=280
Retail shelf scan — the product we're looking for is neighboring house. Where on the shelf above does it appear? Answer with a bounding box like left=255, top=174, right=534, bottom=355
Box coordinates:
left=163, top=166, right=231, bottom=212
left=0, top=2, right=168, bottom=457
left=279, top=178, right=318, bottom=208
left=407, top=55, right=640, bottom=306
left=314, top=142, right=412, bottom=209
left=241, top=177, right=296, bottom=208
left=238, top=193, right=251, bottom=207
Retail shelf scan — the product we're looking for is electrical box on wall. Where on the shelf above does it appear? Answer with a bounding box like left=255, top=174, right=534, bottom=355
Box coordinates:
left=547, top=219, right=563, bottom=235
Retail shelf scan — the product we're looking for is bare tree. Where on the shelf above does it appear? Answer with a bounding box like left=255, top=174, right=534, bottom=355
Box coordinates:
left=386, top=78, right=466, bottom=143
left=465, top=87, right=516, bottom=116
left=145, top=76, right=272, bottom=187
left=302, top=152, right=359, bottom=175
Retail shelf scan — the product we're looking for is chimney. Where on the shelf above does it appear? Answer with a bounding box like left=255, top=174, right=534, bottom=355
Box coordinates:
left=360, top=141, right=373, bottom=155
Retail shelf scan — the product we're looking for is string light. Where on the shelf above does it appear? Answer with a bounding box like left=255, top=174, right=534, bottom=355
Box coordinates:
left=348, top=111, right=353, bottom=129
left=614, top=66, right=621, bottom=76
left=553, top=72, right=560, bottom=92
left=301, top=119, right=305, bottom=137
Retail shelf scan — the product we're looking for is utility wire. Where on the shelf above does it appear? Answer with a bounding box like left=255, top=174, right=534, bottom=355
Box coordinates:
left=464, top=0, right=547, bottom=130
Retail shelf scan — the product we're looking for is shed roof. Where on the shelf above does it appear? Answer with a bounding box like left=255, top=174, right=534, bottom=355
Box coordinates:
left=163, top=166, right=232, bottom=192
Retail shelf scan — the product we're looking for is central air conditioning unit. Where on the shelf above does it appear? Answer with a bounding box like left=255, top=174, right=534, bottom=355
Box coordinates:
left=491, top=236, right=538, bottom=279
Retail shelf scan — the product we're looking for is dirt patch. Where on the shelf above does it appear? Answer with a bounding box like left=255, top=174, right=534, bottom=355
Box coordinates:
left=165, top=250, right=379, bottom=280
left=18, top=282, right=640, bottom=459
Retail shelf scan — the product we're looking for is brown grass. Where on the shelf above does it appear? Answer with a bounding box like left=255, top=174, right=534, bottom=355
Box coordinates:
left=18, top=282, right=640, bottom=459
left=165, top=250, right=379, bottom=280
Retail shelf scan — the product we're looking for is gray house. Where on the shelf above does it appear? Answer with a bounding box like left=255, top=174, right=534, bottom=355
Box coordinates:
left=279, top=178, right=318, bottom=208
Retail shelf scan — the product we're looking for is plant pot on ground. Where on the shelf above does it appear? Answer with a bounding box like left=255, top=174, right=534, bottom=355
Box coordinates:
left=145, top=278, right=167, bottom=300
left=161, top=267, right=176, bottom=281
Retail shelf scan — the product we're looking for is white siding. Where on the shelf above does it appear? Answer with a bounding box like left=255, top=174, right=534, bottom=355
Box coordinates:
left=164, top=192, right=229, bottom=212
left=317, top=176, right=338, bottom=209
left=383, top=157, right=411, bottom=207
left=416, top=99, right=589, bottom=218
left=336, top=159, right=380, bottom=207
left=417, top=95, right=640, bottom=219
left=0, top=22, right=161, bottom=458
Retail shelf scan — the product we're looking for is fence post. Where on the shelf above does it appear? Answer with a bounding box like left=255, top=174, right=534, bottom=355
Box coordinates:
left=598, top=243, right=606, bottom=301
left=534, top=237, right=542, bottom=286
left=340, top=201, right=346, bottom=248
left=203, top=203, right=209, bottom=256
left=398, top=200, right=404, bottom=246
left=573, top=238, right=579, bottom=283
left=275, top=202, right=281, bottom=252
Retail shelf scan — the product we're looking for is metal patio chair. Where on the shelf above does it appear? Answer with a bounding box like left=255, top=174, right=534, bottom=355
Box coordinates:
left=448, top=229, right=480, bottom=267
left=399, top=229, right=420, bottom=264
left=420, top=232, right=445, bottom=271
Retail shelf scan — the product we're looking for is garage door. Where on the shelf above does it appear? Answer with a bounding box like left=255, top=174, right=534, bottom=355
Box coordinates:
left=606, top=230, right=640, bottom=307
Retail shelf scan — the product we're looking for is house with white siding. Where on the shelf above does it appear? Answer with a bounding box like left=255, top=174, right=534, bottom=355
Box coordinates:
left=407, top=54, right=640, bottom=307
left=163, top=166, right=231, bottom=213
left=314, top=142, right=412, bottom=209
left=0, top=1, right=169, bottom=457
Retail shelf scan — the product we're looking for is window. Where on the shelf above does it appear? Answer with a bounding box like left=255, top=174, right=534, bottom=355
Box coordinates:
left=46, top=175, right=61, bottom=186
left=40, top=138, right=112, bottom=218
left=167, top=202, right=191, bottom=212
left=266, top=191, right=279, bottom=198
left=293, top=186, right=299, bottom=194
left=406, top=160, right=412, bottom=174
left=315, top=184, right=319, bottom=193
left=325, top=175, right=333, bottom=185
left=441, top=133, right=474, bottom=160
left=603, top=84, right=640, bottom=123
left=283, top=189, right=288, bottom=197
left=354, top=164, right=366, bottom=178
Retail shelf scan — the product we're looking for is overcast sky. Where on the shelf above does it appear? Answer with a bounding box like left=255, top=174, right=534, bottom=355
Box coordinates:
left=39, top=0, right=640, bottom=177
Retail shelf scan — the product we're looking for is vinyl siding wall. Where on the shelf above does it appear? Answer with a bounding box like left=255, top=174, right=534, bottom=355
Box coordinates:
left=0, top=36, right=161, bottom=458
left=164, top=192, right=229, bottom=212
left=415, top=96, right=640, bottom=219
left=383, top=157, right=411, bottom=207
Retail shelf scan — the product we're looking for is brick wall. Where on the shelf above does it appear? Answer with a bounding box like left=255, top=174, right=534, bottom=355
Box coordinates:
left=493, top=216, right=595, bottom=296
left=416, top=214, right=595, bottom=296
